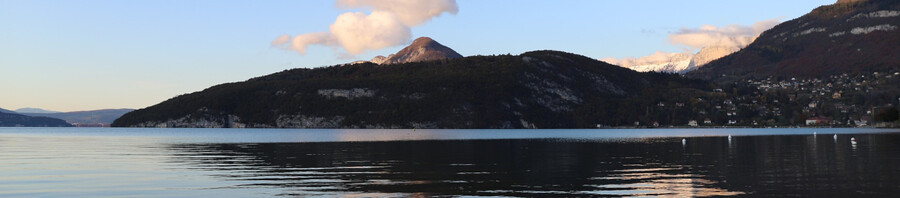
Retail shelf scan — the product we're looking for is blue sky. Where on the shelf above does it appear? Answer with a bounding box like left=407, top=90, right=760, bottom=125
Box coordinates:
left=0, top=0, right=833, bottom=112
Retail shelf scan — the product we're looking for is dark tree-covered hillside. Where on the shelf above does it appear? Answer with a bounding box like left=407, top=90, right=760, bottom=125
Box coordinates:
left=0, top=111, right=73, bottom=127
left=113, top=50, right=716, bottom=128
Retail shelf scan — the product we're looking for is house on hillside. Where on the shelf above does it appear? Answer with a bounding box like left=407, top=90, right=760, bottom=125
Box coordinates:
left=806, top=117, right=829, bottom=126
left=855, top=116, right=871, bottom=127
left=688, top=120, right=698, bottom=127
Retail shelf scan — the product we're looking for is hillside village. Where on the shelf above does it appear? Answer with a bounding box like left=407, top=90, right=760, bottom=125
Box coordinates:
left=638, top=70, right=900, bottom=128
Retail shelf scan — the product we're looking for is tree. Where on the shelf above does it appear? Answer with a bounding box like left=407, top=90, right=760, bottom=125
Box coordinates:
left=874, top=107, right=899, bottom=122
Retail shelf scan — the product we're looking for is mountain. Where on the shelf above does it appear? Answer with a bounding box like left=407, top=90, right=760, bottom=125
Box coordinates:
left=369, top=37, right=463, bottom=65
left=0, top=111, right=73, bottom=127
left=15, top=107, right=62, bottom=114
left=689, top=46, right=741, bottom=68
left=689, top=0, right=900, bottom=81
left=113, top=50, right=714, bottom=129
left=609, top=45, right=741, bottom=74
left=0, top=108, right=15, bottom=114
left=24, top=109, right=134, bottom=125
left=609, top=52, right=693, bottom=73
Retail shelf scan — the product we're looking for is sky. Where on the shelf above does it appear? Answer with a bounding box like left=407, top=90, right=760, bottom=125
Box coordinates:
left=0, top=0, right=834, bottom=112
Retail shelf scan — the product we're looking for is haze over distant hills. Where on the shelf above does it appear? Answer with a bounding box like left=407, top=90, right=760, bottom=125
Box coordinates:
left=14, top=107, right=62, bottom=114
left=689, top=0, right=900, bottom=81
left=24, top=109, right=134, bottom=125
left=0, top=108, right=72, bottom=127
left=0, top=107, right=134, bottom=126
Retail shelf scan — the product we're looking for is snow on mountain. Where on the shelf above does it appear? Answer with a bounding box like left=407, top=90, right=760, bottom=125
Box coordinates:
left=688, top=45, right=741, bottom=70
left=624, top=58, right=692, bottom=73
left=603, top=45, right=742, bottom=74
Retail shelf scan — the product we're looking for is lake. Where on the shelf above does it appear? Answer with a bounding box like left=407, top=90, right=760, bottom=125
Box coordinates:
left=2, top=128, right=899, bottom=197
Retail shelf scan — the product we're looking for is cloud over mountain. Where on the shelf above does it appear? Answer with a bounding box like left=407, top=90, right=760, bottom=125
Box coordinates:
left=603, top=19, right=781, bottom=73
left=668, top=19, right=780, bottom=50
left=272, top=0, right=458, bottom=56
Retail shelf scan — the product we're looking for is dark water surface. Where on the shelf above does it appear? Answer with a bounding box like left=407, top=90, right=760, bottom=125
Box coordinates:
left=1, top=128, right=899, bottom=197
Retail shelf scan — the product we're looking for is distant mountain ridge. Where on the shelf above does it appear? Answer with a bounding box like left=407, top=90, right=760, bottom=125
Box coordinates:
left=609, top=45, right=742, bottom=74
left=689, top=0, right=900, bottom=81
left=607, top=52, right=693, bottom=73
left=368, top=37, right=463, bottom=65
left=0, top=110, right=72, bottom=127
left=15, top=107, right=62, bottom=114
left=24, top=109, right=134, bottom=125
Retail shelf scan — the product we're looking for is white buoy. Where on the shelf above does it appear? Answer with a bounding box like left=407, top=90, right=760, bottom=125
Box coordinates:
left=682, top=138, right=686, bottom=145
left=728, top=135, right=732, bottom=141
left=834, top=134, right=838, bottom=140
left=851, top=137, right=857, bottom=144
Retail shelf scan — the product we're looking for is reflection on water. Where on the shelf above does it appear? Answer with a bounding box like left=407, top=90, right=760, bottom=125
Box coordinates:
left=588, top=166, right=742, bottom=197
left=163, top=134, right=900, bottom=197
left=1, top=128, right=900, bottom=197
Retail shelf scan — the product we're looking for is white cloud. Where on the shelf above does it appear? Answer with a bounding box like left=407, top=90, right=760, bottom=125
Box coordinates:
left=273, top=0, right=457, bottom=56
left=271, top=34, right=291, bottom=47
left=336, top=0, right=458, bottom=26
left=329, top=11, right=411, bottom=54
left=668, top=19, right=780, bottom=50
left=289, top=32, right=335, bottom=54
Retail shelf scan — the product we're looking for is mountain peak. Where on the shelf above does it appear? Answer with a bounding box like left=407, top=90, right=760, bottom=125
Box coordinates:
left=607, top=44, right=741, bottom=74
left=411, top=36, right=436, bottom=45
left=369, top=37, right=463, bottom=65
left=836, top=0, right=866, bottom=4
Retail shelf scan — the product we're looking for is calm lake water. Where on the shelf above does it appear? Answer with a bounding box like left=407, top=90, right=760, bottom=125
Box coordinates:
left=2, top=128, right=899, bottom=197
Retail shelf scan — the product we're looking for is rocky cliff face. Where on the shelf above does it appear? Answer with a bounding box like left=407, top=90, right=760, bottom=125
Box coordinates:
left=688, top=46, right=741, bottom=69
